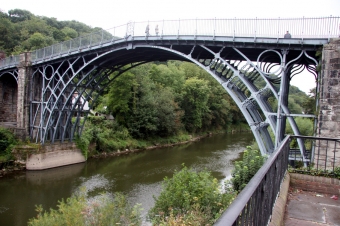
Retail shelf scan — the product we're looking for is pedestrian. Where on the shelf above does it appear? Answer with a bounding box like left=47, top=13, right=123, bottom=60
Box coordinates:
left=155, top=25, right=159, bottom=36
left=284, top=31, right=291, bottom=38
left=145, top=24, right=150, bottom=36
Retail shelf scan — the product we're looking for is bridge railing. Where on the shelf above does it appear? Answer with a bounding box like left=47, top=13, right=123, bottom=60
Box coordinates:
left=1, top=17, right=339, bottom=69
left=214, top=135, right=340, bottom=226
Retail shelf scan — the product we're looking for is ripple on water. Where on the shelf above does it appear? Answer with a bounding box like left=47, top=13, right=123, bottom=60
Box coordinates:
left=76, top=174, right=111, bottom=194
left=0, top=207, right=8, bottom=214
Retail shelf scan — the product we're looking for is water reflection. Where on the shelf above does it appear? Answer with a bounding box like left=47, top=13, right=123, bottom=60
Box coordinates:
left=0, top=132, right=254, bottom=226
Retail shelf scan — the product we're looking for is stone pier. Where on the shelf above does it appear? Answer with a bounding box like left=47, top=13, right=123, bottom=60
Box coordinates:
left=14, top=143, right=86, bottom=170
left=316, top=38, right=340, bottom=167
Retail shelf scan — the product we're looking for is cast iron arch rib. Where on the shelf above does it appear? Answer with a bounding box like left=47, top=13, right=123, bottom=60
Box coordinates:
left=28, top=41, right=319, bottom=157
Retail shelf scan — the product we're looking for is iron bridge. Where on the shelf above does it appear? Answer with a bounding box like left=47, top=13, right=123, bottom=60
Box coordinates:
left=1, top=17, right=339, bottom=159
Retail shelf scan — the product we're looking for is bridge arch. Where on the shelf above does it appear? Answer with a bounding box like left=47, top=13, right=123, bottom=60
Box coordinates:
left=27, top=40, right=318, bottom=156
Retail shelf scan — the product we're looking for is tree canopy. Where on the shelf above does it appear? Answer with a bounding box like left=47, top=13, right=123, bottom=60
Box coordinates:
left=0, top=9, right=103, bottom=56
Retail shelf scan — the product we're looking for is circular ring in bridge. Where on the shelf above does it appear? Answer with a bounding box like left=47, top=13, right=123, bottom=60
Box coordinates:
left=256, top=49, right=283, bottom=77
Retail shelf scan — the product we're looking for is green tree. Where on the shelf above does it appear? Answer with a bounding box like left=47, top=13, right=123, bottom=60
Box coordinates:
left=8, top=9, right=33, bottom=23
left=62, top=27, right=78, bottom=39
left=181, top=77, right=210, bottom=132
left=302, top=88, right=316, bottom=114
left=22, top=32, right=52, bottom=50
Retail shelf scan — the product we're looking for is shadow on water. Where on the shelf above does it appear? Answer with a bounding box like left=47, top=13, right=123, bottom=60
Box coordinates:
left=0, top=132, right=254, bottom=226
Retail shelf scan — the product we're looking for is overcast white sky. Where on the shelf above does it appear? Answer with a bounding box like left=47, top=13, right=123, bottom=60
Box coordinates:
left=2, top=0, right=340, bottom=93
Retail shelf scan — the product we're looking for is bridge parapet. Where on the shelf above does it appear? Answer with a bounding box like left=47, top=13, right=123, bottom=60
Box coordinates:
left=0, top=17, right=339, bottom=70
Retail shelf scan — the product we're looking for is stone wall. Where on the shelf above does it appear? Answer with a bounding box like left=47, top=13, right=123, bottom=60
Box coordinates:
left=317, top=38, right=340, bottom=167
left=0, top=74, right=17, bottom=125
left=16, top=52, right=31, bottom=138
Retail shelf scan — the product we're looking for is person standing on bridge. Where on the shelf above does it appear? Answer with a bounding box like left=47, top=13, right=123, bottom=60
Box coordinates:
left=145, top=24, right=150, bottom=37
left=284, top=31, right=291, bottom=38
left=155, top=25, right=159, bottom=36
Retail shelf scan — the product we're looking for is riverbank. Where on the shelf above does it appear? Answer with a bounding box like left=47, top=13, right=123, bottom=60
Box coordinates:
left=0, top=127, right=252, bottom=177
left=90, top=133, right=208, bottom=159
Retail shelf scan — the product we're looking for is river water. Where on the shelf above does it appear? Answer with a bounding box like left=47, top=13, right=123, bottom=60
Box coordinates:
left=0, top=132, right=254, bottom=226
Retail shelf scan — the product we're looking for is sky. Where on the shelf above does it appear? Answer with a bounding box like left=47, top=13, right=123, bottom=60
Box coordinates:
left=2, top=0, right=340, bottom=94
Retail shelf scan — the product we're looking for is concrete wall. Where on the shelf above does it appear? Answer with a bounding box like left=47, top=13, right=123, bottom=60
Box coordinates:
left=25, top=143, right=86, bottom=170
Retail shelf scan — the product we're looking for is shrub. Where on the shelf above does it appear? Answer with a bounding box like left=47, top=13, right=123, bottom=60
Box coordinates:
left=28, top=190, right=142, bottom=226
left=0, top=127, right=17, bottom=160
left=148, top=165, right=235, bottom=225
left=230, top=147, right=266, bottom=192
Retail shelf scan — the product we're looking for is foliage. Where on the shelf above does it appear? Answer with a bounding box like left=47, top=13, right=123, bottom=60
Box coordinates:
left=75, top=116, right=141, bottom=155
left=155, top=206, right=213, bottom=226
left=230, top=147, right=266, bottom=192
left=289, top=165, right=340, bottom=180
left=101, top=61, right=237, bottom=140
left=148, top=165, right=236, bottom=225
left=0, top=9, right=106, bottom=55
left=28, top=190, right=142, bottom=226
left=0, top=127, right=17, bottom=161
left=302, top=88, right=317, bottom=115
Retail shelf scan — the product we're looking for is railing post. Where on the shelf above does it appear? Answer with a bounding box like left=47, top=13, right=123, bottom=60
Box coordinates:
left=302, top=16, right=305, bottom=40
left=177, top=18, right=180, bottom=38
left=254, top=17, right=257, bottom=41
left=111, top=27, right=115, bottom=42
left=79, top=36, right=82, bottom=51
left=233, top=17, right=236, bottom=40
left=277, top=17, right=280, bottom=41
left=328, top=15, right=332, bottom=41
left=51, top=45, right=54, bottom=58
left=101, top=29, right=104, bottom=45
left=213, top=17, right=216, bottom=39
left=195, top=18, right=197, bottom=38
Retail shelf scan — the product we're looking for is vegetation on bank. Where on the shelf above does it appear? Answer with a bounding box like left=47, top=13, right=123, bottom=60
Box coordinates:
left=148, top=165, right=236, bottom=225
left=27, top=147, right=264, bottom=225
left=0, top=127, right=17, bottom=163
left=230, top=147, right=266, bottom=192
left=28, top=189, right=142, bottom=226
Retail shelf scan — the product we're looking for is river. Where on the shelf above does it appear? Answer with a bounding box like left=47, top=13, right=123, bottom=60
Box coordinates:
left=0, top=132, right=254, bottom=226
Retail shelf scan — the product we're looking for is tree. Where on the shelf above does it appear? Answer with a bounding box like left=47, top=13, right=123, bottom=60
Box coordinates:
left=302, top=88, right=316, bottom=114
left=8, top=9, right=33, bottom=23
left=181, top=77, right=210, bottom=132
left=62, top=27, right=78, bottom=39
left=22, top=32, right=51, bottom=50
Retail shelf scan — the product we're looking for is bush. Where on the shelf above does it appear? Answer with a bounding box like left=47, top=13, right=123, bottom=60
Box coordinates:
left=28, top=190, right=142, bottom=226
left=0, top=127, right=17, bottom=160
left=148, top=165, right=235, bottom=225
left=230, top=147, right=266, bottom=192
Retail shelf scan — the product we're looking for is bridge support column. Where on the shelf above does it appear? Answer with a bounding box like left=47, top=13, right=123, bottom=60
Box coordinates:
left=275, top=50, right=290, bottom=147
left=318, top=39, right=340, bottom=138
left=316, top=38, right=340, bottom=168
left=16, top=52, right=31, bottom=140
